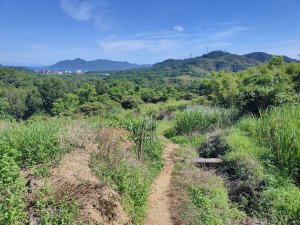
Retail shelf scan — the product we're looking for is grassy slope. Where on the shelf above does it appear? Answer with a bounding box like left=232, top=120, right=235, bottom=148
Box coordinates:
left=221, top=109, right=300, bottom=224
left=167, top=104, right=300, bottom=224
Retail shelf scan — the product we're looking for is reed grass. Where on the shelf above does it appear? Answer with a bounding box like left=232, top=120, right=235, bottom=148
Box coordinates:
left=257, top=105, right=300, bottom=178
left=175, top=107, right=237, bottom=135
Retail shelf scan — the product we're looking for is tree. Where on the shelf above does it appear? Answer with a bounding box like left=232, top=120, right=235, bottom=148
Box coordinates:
left=24, top=88, right=43, bottom=119
left=268, top=56, right=284, bottom=67
left=95, top=80, right=109, bottom=95
left=108, top=86, right=126, bottom=102
left=76, top=83, right=97, bottom=104
left=52, top=93, right=79, bottom=115
left=5, top=88, right=27, bottom=120
left=51, top=98, right=65, bottom=116
left=209, top=63, right=297, bottom=114
left=140, top=88, right=156, bottom=103
left=39, top=77, right=67, bottom=113
left=0, top=98, right=9, bottom=118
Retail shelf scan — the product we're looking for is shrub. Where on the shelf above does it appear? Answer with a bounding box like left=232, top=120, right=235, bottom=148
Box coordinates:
left=261, top=184, right=300, bottom=224
left=35, top=183, right=79, bottom=225
left=78, top=102, right=105, bottom=116
left=187, top=183, right=243, bottom=225
left=0, top=120, right=63, bottom=167
left=121, top=96, right=141, bottom=109
left=208, top=61, right=299, bottom=114
left=0, top=154, right=26, bottom=225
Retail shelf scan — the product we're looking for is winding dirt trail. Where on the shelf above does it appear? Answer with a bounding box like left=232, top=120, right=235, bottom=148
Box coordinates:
left=144, top=138, right=178, bottom=225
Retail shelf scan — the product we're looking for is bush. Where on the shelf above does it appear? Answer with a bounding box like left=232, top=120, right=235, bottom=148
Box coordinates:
left=261, top=184, right=300, bottom=224
left=35, top=183, right=79, bottom=225
left=187, top=183, right=243, bottom=225
left=78, top=102, right=106, bottom=116
left=121, top=96, right=141, bottom=109
left=0, top=154, right=26, bottom=225
left=0, top=120, right=63, bottom=167
left=208, top=60, right=299, bottom=114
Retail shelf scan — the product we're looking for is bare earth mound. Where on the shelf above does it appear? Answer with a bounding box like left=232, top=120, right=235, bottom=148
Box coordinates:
left=27, top=127, right=132, bottom=225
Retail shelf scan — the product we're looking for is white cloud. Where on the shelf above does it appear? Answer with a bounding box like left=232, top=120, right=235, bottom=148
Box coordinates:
left=213, top=26, right=249, bottom=39
left=60, top=0, right=107, bottom=28
left=98, top=39, right=178, bottom=53
left=60, top=0, right=94, bottom=21
left=174, top=25, right=184, bottom=32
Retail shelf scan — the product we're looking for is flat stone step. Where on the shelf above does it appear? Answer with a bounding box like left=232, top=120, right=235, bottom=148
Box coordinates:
left=191, top=158, right=223, bottom=164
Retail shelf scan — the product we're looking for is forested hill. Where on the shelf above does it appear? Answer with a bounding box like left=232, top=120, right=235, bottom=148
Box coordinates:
left=243, top=52, right=300, bottom=63
left=48, top=58, right=151, bottom=71
left=153, top=51, right=299, bottom=73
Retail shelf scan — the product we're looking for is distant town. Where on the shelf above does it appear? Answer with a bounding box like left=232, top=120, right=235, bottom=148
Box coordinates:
left=34, top=69, right=87, bottom=75
left=33, top=69, right=110, bottom=76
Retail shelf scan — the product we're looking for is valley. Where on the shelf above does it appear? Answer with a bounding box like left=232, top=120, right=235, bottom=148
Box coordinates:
left=1, top=55, right=300, bottom=224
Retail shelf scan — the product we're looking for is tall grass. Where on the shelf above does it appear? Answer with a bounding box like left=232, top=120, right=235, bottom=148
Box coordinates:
left=175, top=107, right=237, bottom=135
left=257, top=105, right=300, bottom=179
left=0, top=119, right=65, bottom=167
left=222, top=122, right=300, bottom=224
left=138, top=99, right=190, bottom=116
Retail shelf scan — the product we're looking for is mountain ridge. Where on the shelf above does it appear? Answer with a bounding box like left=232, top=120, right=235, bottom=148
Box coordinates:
left=153, top=51, right=300, bottom=73
left=243, top=52, right=299, bottom=63
left=48, top=58, right=151, bottom=71
left=46, top=51, right=299, bottom=73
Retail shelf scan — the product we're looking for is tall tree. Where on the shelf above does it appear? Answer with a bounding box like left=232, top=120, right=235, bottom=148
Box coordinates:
left=24, top=88, right=43, bottom=118
left=39, top=77, right=67, bottom=113
left=76, top=83, right=97, bottom=104
left=95, top=80, right=109, bottom=95
left=5, top=88, right=27, bottom=120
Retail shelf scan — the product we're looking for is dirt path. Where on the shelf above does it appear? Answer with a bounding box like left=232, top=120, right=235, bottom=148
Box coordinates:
left=144, top=138, right=178, bottom=225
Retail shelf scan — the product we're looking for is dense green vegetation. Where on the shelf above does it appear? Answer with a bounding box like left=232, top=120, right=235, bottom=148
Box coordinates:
left=1, top=56, right=300, bottom=224
left=169, top=104, right=300, bottom=224
left=221, top=113, right=300, bottom=224
left=1, top=56, right=299, bottom=121
left=172, top=138, right=245, bottom=225
left=0, top=119, right=81, bottom=224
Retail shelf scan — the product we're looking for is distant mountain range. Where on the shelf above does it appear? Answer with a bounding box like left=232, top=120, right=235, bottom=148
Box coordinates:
left=17, top=51, right=299, bottom=74
left=153, top=51, right=300, bottom=74
left=48, top=58, right=151, bottom=71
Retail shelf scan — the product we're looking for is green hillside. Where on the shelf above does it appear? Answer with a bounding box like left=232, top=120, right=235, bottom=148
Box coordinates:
left=152, top=51, right=299, bottom=76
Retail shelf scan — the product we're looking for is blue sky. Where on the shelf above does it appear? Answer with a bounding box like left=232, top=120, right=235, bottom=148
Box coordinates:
left=0, top=0, right=300, bottom=66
